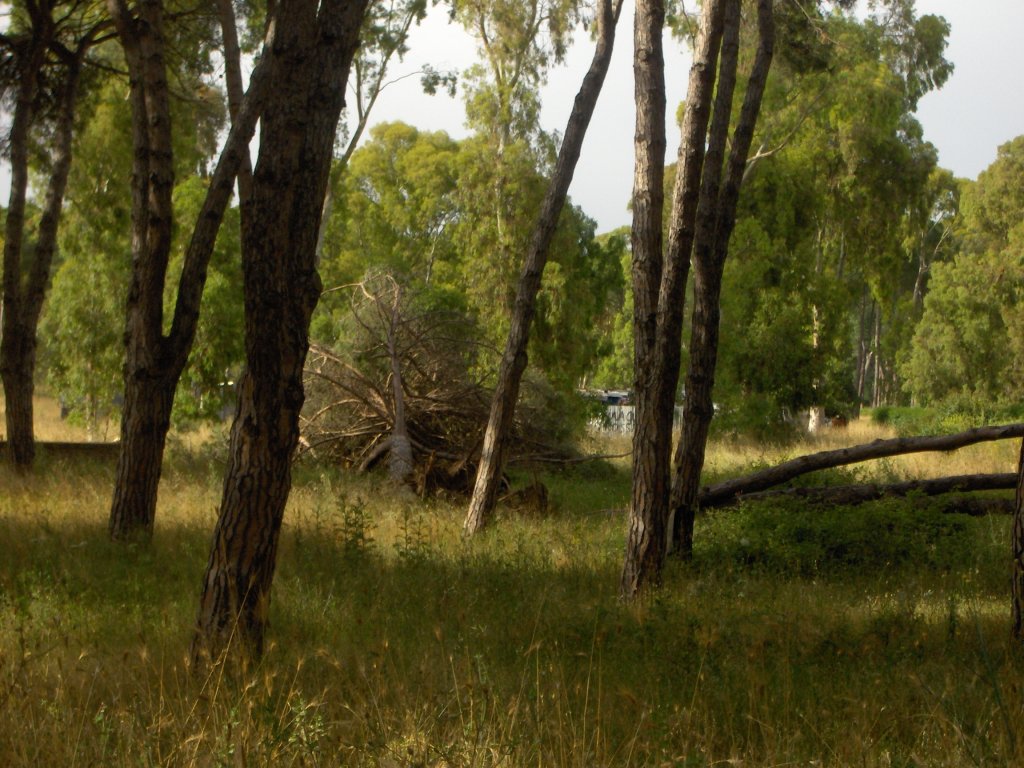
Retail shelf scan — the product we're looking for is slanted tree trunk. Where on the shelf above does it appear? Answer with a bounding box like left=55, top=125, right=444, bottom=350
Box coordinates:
left=192, top=0, right=369, bottom=665
left=620, top=0, right=724, bottom=598
left=464, top=0, right=624, bottom=535
left=670, top=0, right=774, bottom=558
left=107, top=0, right=269, bottom=541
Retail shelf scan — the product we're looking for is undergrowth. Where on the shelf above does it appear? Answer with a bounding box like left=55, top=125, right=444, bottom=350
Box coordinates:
left=1, top=421, right=1023, bottom=766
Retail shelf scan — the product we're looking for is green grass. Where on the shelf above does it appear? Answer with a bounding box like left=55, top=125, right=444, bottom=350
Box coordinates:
left=2, top=430, right=1024, bottom=766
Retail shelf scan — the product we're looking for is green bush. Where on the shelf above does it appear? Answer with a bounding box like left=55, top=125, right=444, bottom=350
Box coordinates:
left=694, top=497, right=980, bottom=578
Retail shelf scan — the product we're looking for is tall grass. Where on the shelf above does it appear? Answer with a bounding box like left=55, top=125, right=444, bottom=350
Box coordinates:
left=1, top=414, right=1023, bottom=765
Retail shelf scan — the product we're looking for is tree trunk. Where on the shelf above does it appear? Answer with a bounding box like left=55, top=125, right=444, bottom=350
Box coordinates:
left=1013, top=439, right=1024, bottom=638
left=700, top=422, right=1024, bottom=507
left=1, top=21, right=47, bottom=468
left=671, top=0, right=775, bottom=558
left=464, top=0, right=624, bottom=535
left=619, top=0, right=669, bottom=597
left=192, top=0, right=369, bottom=666
left=667, top=0, right=744, bottom=556
left=620, top=0, right=725, bottom=598
left=708, top=473, right=1016, bottom=509
left=107, top=0, right=269, bottom=540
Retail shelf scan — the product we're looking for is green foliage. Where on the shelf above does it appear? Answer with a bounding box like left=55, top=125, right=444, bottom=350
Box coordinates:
left=902, top=136, right=1024, bottom=408
left=165, top=177, right=245, bottom=424
left=317, top=122, right=622, bottom=390
left=695, top=498, right=978, bottom=578
left=40, top=74, right=241, bottom=428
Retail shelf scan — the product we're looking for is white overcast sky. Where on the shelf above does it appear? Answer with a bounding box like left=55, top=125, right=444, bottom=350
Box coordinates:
left=357, top=0, right=1024, bottom=233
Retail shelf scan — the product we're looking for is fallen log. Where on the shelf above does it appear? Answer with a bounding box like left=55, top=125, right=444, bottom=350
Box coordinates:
left=704, top=472, right=1016, bottom=509
left=699, top=423, right=1024, bottom=507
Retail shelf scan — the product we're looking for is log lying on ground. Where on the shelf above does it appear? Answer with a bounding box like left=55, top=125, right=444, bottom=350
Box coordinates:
left=704, top=472, right=1016, bottom=510
left=699, top=423, right=1024, bottom=507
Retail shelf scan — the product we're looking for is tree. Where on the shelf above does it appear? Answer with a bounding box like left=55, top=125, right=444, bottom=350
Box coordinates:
left=105, top=0, right=269, bottom=541
left=902, top=136, right=1024, bottom=407
left=620, top=0, right=727, bottom=596
left=0, top=1, right=109, bottom=466
left=463, top=0, right=624, bottom=535
left=192, top=0, right=371, bottom=664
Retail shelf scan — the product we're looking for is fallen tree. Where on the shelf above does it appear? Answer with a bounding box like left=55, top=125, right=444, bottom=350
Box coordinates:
left=301, top=275, right=580, bottom=492
left=707, top=473, right=1016, bottom=509
left=699, top=423, right=1024, bottom=507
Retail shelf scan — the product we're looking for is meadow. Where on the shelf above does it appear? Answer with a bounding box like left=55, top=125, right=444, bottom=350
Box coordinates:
left=2, top=400, right=1023, bottom=766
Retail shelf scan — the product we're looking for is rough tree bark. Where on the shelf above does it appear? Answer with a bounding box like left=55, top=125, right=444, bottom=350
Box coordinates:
left=620, top=0, right=668, bottom=595
left=463, top=0, right=625, bottom=535
left=1, top=11, right=50, bottom=467
left=670, top=0, right=775, bottom=558
left=192, top=0, right=370, bottom=665
left=106, top=0, right=269, bottom=541
left=620, top=0, right=724, bottom=598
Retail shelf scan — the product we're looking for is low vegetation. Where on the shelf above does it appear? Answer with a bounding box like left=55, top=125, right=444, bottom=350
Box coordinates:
left=2, top=410, right=1022, bottom=766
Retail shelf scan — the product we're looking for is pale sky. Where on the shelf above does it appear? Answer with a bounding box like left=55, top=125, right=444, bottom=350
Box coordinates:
left=358, top=0, right=1024, bottom=233
left=2, top=2, right=1021, bottom=235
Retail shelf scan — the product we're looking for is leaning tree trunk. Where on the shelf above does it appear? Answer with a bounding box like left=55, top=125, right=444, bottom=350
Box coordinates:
left=670, top=0, right=774, bottom=558
left=620, top=0, right=669, bottom=597
left=620, top=0, right=724, bottom=598
left=464, top=0, right=624, bottom=536
left=192, top=0, right=369, bottom=666
left=107, top=0, right=269, bottom=540
left=0, top=25, right=47, bottom=467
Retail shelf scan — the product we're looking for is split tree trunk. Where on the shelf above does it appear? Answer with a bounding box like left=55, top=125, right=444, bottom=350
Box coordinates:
left=464, top=0, right=625, bottom=535
left=192, top=0, right=369, bottom=665
left=620, top=0, right=724, bottom=598
left=106, top=0, right=269, bottom=540
left=670, top=0, right=774, bottom=558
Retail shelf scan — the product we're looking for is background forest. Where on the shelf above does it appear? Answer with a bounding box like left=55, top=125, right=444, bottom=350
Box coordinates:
left=3, top=0, right=1024, bottom=766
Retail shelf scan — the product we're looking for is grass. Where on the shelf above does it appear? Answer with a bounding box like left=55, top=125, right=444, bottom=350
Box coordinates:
left=2, top=408, right=1024, bottom=765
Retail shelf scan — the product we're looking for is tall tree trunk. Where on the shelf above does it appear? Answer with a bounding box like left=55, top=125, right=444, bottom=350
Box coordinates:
left=464, top=0, right=624, bottom=536
left=620, top=0, right=724, bottom=598
left=1, top=20, right=48, bottom=467
left=620, top=0, right=669, bottom=596
left=106, top=0, right=177, bottom=539
left=670, top=0, right=774, bottom=557
left=107, top=0, right=269, bottom=540
left=192, top=0, right=369, bottom=666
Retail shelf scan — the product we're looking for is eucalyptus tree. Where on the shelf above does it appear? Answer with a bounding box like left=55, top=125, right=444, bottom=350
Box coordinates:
left=0, top=0, right=111, bottom=467
left=621, top=0, right=773, bottom=595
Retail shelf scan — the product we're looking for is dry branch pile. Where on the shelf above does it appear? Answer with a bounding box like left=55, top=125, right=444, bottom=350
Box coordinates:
left=301, top=275, right=575, bottom=492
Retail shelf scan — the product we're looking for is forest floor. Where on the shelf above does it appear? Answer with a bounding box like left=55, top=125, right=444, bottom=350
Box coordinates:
left=1, top=401, right=1023, bottom=766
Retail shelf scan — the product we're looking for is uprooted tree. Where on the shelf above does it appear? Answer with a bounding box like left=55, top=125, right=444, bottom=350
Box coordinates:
left=302, top=273, right=580, bottom=494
